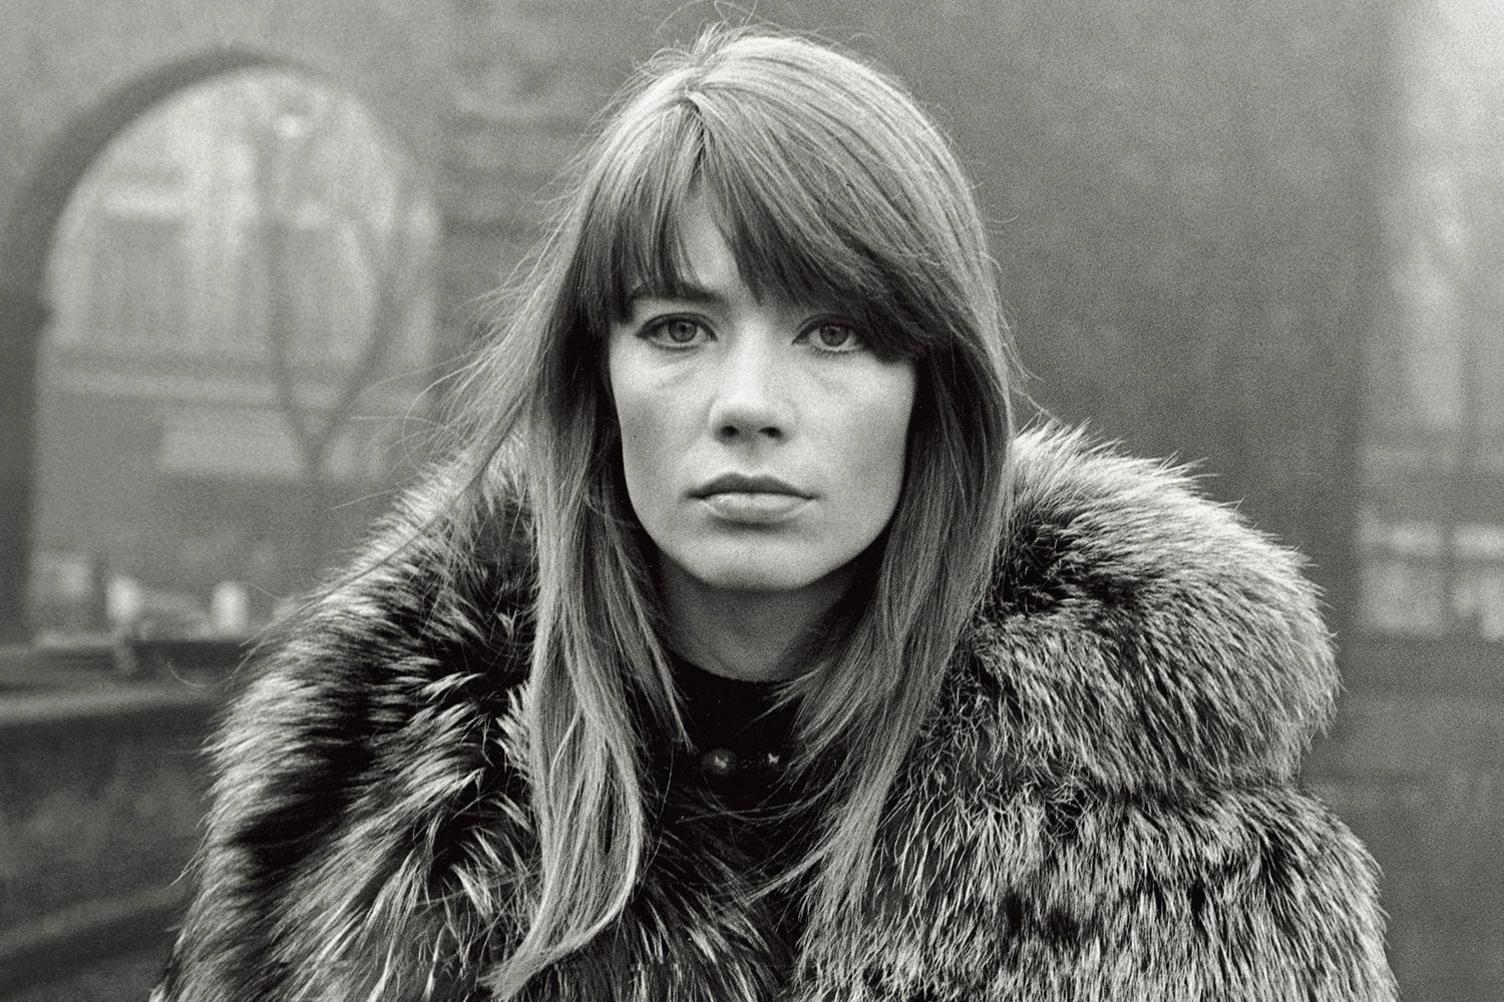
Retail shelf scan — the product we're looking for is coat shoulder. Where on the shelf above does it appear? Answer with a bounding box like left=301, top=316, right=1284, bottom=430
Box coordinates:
left=836, top=429, right=1396, bottom=1000
left=156, top=460, right=537, bottom=1001
left=968, top=424, right=1339, bottom=787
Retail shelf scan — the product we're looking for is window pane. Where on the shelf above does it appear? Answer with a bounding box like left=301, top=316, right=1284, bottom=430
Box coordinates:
left=1360, top=0, right=1504, bottom=640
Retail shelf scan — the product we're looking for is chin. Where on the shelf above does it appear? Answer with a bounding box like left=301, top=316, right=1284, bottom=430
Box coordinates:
left=687, top=560, right=825, bottom=594
left=667, top=538, right=840, bottom=594
left=657, top=532, right=862, bottom=598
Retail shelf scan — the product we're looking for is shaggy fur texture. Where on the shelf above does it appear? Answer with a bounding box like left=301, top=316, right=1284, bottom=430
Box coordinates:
left=152, top=427, right=1396, bottom=1001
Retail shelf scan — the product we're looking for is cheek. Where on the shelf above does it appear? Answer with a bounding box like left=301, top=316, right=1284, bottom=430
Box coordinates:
left=835, top=367, right=916, bottom=516
left=874, top=369, right=917, bottom=470
left=612, top=393, right=656, bottom=495
left=608, top=349, right=685, bottom=519
left=613, top=393, right=654, bottom=471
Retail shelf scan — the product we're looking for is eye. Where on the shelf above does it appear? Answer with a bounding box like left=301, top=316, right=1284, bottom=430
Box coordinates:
left=642, top=316, right=711, bottom=348
left=801, top=320, right=864, bottom=354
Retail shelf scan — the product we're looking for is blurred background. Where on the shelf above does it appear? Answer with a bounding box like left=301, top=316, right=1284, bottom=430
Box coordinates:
left=0, top=0, right=1498, bottom=998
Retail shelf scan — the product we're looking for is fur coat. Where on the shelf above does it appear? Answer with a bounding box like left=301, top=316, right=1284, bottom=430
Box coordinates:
left=153, top=427, right=1397, bottom=1001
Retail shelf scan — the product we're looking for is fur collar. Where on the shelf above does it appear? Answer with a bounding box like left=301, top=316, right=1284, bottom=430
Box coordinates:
left=154, top=426, right=1393, bottom=1001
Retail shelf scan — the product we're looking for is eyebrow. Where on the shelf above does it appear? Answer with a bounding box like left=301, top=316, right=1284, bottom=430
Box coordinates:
left=624, top=280, right=732, bottom=311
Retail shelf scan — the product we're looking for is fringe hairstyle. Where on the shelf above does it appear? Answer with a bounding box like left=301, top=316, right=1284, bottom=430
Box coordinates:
left=441, top=27, right=1016, bottom=997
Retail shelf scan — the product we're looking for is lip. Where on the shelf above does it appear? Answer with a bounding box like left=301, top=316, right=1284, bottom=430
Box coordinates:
left=691, top=473, right=812, bottom=526
left=696, top=492, right=810, bottom=524
left=691, top=473, right=810, bottom=499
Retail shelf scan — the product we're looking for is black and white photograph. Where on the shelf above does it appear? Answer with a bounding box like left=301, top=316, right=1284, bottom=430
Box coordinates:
left=0, top=1, right=1498, bottom=998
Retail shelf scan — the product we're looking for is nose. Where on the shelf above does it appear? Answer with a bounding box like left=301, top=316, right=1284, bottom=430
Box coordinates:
left=707, top=337, right=789, bottom=444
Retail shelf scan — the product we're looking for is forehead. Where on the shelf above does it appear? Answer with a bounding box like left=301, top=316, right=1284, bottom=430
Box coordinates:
left=674, top=203, right=735, bottom=284
left=628, top=202, right=745, bottom=304
left=583, top=135, right=923, bottom=361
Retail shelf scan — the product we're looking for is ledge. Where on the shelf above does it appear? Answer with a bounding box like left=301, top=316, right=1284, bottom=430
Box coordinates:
left=0, top=884, right=182, bottom=993
left=0, top=683, right=217, bottom=742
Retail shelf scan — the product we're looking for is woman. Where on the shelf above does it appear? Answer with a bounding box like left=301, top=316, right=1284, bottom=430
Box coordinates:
left=154, top=27, right=1395, bottom=1001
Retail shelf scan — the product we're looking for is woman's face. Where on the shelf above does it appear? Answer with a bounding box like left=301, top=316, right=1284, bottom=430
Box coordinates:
left=607, top=203, right=916, bottom=599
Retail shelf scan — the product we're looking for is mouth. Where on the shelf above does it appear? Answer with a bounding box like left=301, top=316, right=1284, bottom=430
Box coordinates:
left=695, top=492, right=809, bottom=524
left=691, top=473, right=810, bottom=499
left=690, top=474, right=812, bottom=525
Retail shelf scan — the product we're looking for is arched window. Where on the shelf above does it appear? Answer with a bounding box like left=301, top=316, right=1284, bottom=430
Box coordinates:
left=31, top=68, right=439, bottom=640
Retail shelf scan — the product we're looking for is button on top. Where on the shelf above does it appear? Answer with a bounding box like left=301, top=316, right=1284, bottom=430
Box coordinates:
left=700, top=747, right=740, bottom=780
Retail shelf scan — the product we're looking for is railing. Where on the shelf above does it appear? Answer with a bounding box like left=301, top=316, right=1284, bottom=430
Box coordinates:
left=1307, top=635, right=1504, bottom=999
left=0, top=639, right=240, bottom=996
left=1338, top=635, right=1504, bottom=700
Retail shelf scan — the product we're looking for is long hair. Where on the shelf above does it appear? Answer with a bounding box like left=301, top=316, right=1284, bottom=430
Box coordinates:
left=444, top=26, right=1016, bottom=996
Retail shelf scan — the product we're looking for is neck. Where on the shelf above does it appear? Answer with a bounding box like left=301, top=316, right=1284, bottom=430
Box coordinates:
left=659, top=564, right=851, bottom=682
